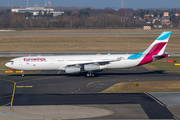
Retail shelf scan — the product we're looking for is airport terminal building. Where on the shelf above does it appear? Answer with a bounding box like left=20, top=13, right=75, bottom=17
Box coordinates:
left=12, top=7, right=64, bottom=17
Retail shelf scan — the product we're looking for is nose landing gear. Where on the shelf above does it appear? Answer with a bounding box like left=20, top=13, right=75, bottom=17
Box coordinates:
left=21, top=70, right=24, bottom=77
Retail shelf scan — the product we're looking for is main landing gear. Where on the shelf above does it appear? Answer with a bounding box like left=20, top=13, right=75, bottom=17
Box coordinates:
left=86, top=71, right=95, bottom=77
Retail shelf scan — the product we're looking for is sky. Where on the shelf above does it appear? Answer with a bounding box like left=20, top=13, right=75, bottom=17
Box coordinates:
left=1, top=0, right=180, bottom=9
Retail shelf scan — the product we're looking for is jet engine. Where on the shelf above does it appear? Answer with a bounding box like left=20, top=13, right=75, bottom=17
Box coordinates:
left=84, top=64, right=100, bottom=71
left=65, top=67, right=80, bottom=73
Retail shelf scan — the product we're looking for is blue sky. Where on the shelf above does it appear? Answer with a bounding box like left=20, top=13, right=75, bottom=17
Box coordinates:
left=1, top=0, right=180, bottom=9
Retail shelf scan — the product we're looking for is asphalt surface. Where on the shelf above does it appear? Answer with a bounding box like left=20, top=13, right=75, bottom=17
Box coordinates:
left=0, top=66, right=180, bottom=119
left=12, top=94, right=173, bottom=119
left=149, top=92, right=180, bottom=106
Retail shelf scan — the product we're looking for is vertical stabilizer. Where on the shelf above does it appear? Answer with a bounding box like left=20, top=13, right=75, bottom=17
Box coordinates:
left=144, top=31, right=171, bottom=56
left=128, top=31, right=171, bottom=65
left=138, top=31, right=171, bottom=65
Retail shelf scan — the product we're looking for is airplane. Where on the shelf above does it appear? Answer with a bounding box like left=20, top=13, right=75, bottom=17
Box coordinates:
left=5, top=31, right=171, bottom=77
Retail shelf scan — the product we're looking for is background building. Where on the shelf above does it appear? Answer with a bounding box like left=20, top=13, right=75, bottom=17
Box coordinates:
left=12, top=7, right=64, bottom=17
left=161, top=12, right=170, bottom=27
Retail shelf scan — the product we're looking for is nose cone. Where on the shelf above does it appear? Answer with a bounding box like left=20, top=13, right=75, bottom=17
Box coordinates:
left=5, top=63, right=10, bottom=68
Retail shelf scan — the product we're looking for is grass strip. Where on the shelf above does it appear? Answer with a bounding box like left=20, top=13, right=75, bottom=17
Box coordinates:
left=101, top=80, right=180, bottom=93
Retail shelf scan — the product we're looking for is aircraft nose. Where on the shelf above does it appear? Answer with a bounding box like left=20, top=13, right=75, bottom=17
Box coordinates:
left=5, top=63, right=10, bottom=68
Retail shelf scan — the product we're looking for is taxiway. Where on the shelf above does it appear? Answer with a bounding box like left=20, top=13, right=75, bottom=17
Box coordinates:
left=0, top=66, right=180, bottom=119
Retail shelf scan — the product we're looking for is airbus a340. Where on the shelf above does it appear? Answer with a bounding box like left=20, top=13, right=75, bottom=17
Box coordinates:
left=5, top=31, right=171, bottom=77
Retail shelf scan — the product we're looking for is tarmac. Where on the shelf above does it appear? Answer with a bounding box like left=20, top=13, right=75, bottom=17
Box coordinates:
left=0, top=66, right=180, bottom=120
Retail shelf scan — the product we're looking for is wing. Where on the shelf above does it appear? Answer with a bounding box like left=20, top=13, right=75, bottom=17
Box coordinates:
left=66, top=57, right=122, bottom=67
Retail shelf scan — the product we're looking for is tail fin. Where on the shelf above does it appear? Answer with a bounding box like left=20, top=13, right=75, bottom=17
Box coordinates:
left=138, top=31, right=171, bottom=65
left=128, top=31, right=171, bottom=65
left=143, top=31, right=171, bottom=56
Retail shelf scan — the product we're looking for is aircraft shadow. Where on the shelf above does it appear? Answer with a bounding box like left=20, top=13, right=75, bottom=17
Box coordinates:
left=8, top=70, right=165, bottom=77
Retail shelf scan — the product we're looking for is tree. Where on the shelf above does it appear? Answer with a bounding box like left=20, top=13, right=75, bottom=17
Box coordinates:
left=44, top=10, right=48, bottom=17
left=154, top=12, right=157, bottom=17
left=38, top=10, right=42, bottom=16
left=79, top=9, right=90, bottom=17
left=154, top=20, right=161, bottom=25
left=140, top=10, right=145, bottom=19
left=146, top=10, right=150, bottom=14
left=160, top=13, right=163, bottom=17
left=24, top=12, right=32, bottom=18
left=6, top=9, right=11, bottom=13
left=66, top=11, right=72, bottom=16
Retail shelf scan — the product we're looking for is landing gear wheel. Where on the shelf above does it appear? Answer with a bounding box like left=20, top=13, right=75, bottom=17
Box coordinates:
left=86, top=73, right=90, bottom=77
left=86, top=72, right=95, bottom=77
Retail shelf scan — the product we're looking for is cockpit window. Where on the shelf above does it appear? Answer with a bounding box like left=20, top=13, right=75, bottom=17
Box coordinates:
left=9, top=61, right=14, bottom=63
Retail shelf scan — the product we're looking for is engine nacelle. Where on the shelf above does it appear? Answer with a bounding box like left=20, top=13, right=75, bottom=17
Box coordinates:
left=84, top=64, right=100, bottom=71
left=65, top=67, right=80, bottom=73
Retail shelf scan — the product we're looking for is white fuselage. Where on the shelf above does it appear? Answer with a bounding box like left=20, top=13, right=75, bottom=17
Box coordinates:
left=5, top=54, right=140, bottom=71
